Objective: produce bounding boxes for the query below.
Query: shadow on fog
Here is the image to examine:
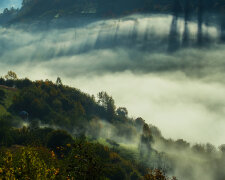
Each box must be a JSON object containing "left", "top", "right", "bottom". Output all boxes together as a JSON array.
[{"left": 0, "top": 13, "right": 224, "bottom": 78}]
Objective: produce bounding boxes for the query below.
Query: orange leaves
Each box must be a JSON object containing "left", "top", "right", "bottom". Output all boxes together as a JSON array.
[{"left": 54, "top": 168, "right": 60, "bottom": 176}]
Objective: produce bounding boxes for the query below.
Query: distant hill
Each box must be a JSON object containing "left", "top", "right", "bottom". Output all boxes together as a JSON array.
[{"left": 0, "top": 0, "right": 224, "bottom": 25}]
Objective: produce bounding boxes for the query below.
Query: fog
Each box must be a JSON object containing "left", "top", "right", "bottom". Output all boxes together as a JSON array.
[{"left": 0, "top": 14, "right": 225, "bottom": 148}]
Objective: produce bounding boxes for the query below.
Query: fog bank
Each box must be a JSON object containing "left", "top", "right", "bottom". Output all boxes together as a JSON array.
[{"left": 0, "top": 14, "right": 225, "bottom": 146}]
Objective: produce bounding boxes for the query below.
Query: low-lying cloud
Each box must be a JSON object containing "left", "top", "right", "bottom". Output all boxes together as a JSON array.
[{"left": 0, "top": 14, "right": 225, "bottom": 148}]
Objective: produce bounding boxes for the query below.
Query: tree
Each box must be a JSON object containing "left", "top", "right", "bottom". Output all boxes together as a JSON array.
[
  {"left": 4, "top": 71, "right": 18, "bottom": 80},
  {"left": 0, "top": 89, "right": 5, "bottom": 105},
  {"left": 197, "top": 0, "right": 204, "bottom": 46},
  {"left": 216, "top": 0, "right": 225, "bottom": 42},
  {"left": 205, "top": 143, "right": 216, "bottom": 155},
  {"left": 139, "top": 124, "right": 153, "bottom": 159},
  {"left": 143, "top": 124, "right": 152, "bottom": 137},
  {"left": 182, "top": 0, "right": 190, "bottom": 47},
  {"left": 135, "top": 117, "right": 145, "bottom": 130},
  {"left": 168, "top": 0, "right": 182, "bottom": 52},
  {"left": 219, "top": 144, "right": 225, "bottom": 154},
  {"left": 175, "top": 139, "right": 190, "bottom": 150},
  {"left": 98, "top": 92, "right": 116, "bottom": 121},
  {"left": 116, "top": 107, "right": 128, "bottom": 118},
  {"left": 56, "top": 77, "right": 62, "bottom": 86},
  {"left": 3, "top": 8, "right": 9, "bottom": 14},
  {"left": 192, "top": 144, "right": 205, "bottom": 154},
  {"left": 29, "top": 119, "right": 40, "bottom": 130},
  {"left": 87, "top": 117, "right": 102, "bottom": 139}
]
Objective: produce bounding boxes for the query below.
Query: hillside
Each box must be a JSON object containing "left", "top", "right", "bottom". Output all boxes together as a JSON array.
[
  {"left": 1, "top": 71, "right": 225, "bottom": 179},
  {"left": 0, "top": 0, "right": 224, "bottom": 25},
  {"left": 0, "top": 71, "right": 177, "bottom": 180},
  {"left": 0, "top": 0, "right": 225, "bottom": 179}
]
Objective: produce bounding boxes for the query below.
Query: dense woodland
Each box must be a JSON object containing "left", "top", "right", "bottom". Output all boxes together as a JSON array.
[
  {"left": 0, "top": 0, "right": 224, "bottom": 23},
  {"left": 0, "top": 71, "right": 225, "bottom": 179}
]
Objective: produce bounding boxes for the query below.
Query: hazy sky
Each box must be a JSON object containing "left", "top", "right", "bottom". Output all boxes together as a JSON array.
[{"left": 0, "top": 0, "right": 21, "bottom": 12}]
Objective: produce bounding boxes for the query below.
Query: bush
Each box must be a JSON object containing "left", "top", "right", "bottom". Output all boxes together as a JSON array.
[{"left": 46, "top": 130, "right": 74, "bottom": 151}]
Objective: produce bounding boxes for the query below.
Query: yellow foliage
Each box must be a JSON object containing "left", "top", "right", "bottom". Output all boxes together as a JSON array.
[{"left": 0, "top": 147, "right": 58, "bottom": 180}]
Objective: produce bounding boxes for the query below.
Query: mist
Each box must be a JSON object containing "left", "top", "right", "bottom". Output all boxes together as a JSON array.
[
  {"left": 1, "top": 12, "right": 225, "bottom": 179},
  {"left": 0, "top": 14, "right": 224, "bottom": 147}
]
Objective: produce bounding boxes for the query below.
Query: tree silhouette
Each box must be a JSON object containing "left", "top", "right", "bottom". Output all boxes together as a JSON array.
[
  {"left": 182, "top": 0, "right": 190, "bottom": 47},
  {"left": 197, "top": 0, "right": 204, "bottom": 46},
  {"left": 4, "top": 71, "right": 18, "bottom": 80},
  {"left": 168, "top": 0, "right": 182, "bottom": 52},
  {"left": 97, "top": 92, "right": 116, "bottom": 121},
  {"left": 218, "top": 0, "right": 225, "bottom": 42},
  {"left": 139, "top": 123, "right": 153, "bottom": 159},
  {"left": 56, "top": 77, "right": 62, "bottom": 86}
]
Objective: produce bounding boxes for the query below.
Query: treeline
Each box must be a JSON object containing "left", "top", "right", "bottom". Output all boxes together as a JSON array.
[
  {"left": 0, "top": 0, "right": 224, "bottom": 23},
  {"left": 0, "top": 8, "right": 19, "bottom": 25},
  {"left": 18, "top": 0, "right": 225, "bottom": 17}
]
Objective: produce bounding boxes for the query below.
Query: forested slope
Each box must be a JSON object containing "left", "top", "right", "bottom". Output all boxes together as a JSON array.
[
  {"left": 0, "top": 71, "right": 177, "bottom": 180},
  {"left": 1, "top": 71, "right": 225, "bottom": 180},
  {"left": 0, "top": 0, "right": 224, "bottom": 24}
]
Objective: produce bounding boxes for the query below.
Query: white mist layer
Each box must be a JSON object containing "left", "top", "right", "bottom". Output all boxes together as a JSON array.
[
  {"left": 1, "top": 68, "right": 225, "bottom": 146},
  {"left": 0, "top": 14, "right": 225, "bottom": 147},
  {"left": 71, "top": 73, "right": 225, "bottom": 146}
]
